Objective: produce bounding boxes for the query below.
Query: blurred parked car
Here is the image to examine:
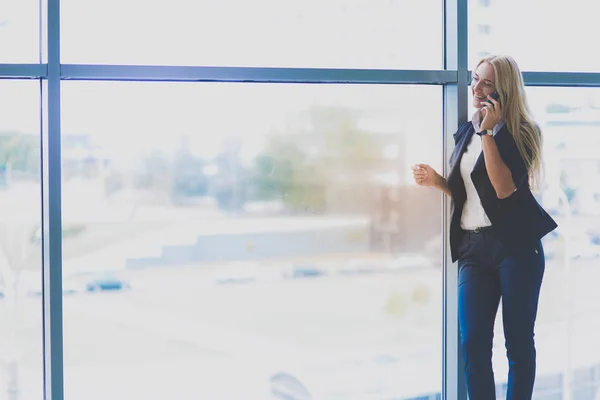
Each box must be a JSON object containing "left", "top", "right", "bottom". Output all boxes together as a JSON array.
[
  {"left": 283, "top": 265, "right": 326, "bottom": 279},
  {"left": 82, "top": 272, "right": 131, "bottom": 292},
  {"left": 215, "top": 262, "right": 260, "bottom": 285},
  {"left": 269, "top": 372, "right": 312, "bottom": 400}
]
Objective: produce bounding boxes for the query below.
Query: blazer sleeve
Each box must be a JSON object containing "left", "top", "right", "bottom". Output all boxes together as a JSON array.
[
  {"left": 493, "top": 126, "right": 556, "bottom": 251},
  {"left": 506, "top": 141, "right": 529, "bottom": 190},
  {"left": 496, "top": 128, "right": 535, "bottom": 204}
]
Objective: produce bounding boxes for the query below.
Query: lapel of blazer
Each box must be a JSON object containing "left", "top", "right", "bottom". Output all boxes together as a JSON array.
[{"left": 447, "top": 123, "right": 475, "bottom": 187}]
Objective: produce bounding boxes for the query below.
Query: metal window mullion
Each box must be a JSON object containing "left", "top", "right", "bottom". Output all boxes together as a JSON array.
[
  {"left": 443, "top": 0, "right": 468, "bottom": 399},
  {"left": 522, "top": 71, "right": 600, "bottom": 87},
  {"left": 59, "top": 64, "right": 458, "bottom": 84},
  {"left": 41, "top": 0, "right": 64, "bottom": 399},
  {"left": 0, "top": 63, "right": 597, "bottom": 87},
  {"left": 469, "top": 70, "right": 600, "bottom": 87},
  {"left": 0, "top": 64, "right": 47, "bottom": 78}
]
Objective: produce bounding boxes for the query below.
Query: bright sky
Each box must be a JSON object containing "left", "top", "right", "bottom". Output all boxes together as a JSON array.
[{"left": 58, "top": 0, "right": 442, "bottom": 68}]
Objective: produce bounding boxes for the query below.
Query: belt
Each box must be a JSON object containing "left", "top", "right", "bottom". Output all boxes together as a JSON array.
[{"left": 463, "top": 225, "right": 492, "bottom": 234}]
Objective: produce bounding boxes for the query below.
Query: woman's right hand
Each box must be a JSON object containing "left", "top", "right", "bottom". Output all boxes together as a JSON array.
[{"left": 412, "top": 164, "right": 440, "bottom": 187}]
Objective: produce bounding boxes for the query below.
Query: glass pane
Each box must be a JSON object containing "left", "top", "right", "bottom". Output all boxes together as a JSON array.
[
  {"left": 469, "top": 0, "right": 600, "bottom": 72},
  {"left": 0, "top": 0, "right": 39, "bottom": 63},
  {"left": 61, "top": 82, "right": 443, "bottom": 399},
  {"left": 61, "top": 0, "right": 442, "bottom": 69},
  {"left": 0, "top": 81, "right": 43, "bottom": 399},
  {"left": 469, "top": 87, "right": 600, "bottom": 398}
]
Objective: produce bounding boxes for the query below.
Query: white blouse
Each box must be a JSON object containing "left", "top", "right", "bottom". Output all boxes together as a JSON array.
[{"left": 459, "top": 119, "right": 505, "bottom": 230}]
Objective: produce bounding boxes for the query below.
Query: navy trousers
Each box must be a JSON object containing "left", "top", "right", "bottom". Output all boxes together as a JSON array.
[{"left": 457, "top": 227, "right": 545, "bottom": 400}]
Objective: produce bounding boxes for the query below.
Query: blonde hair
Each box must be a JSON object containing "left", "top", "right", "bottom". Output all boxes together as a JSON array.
[{"left": 476, "top": 55, "right": 543, "bottom": 191}]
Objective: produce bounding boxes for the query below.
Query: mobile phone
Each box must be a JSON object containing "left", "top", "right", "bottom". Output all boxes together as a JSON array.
[{"left": 486, "top": 91, "right": 500, "bottom": 105}]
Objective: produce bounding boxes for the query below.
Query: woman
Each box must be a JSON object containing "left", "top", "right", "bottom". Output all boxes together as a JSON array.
[{"left": 412, "top": 55, "right": 558, "bottom": 400}]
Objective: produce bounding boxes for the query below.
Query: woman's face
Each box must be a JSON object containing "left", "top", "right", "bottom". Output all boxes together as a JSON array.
[{"left": 471, "top": 62, "right": 497, "bottom": 110}]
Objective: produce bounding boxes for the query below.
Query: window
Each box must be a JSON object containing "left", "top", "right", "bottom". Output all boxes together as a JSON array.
[
  {"left": 468, "top": 87, "right": 600, "bottom": 398},
  {"left": 60, "top": 0, "right": 443, "bottom": 69},
  {"left": 0, "top": 80, "right": 43, "bottom": 399},
  {"left": 469, "top": 0, "right": 600, "bottom": 71},
  {"left": 6, "top": 1, "right": 600, "bottom": 399},
  {"left": 60, "top": 82, "right": 444, "bottom": 399},
  {"left": 0, "top": 0, "right": 39, "bottom": 62}
]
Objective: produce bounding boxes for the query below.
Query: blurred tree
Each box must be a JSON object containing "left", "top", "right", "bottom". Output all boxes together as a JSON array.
[
  {"left": 0, "top": 132, "right": 40, "bottom": 185},
  {"left": 0, "top": 218, "right": 40, "bottom": 400},
  {"left": 248, "top": 135, "right": 306, "bottom": 208},
  {"left": 135, "top": 149, "right": 170, "bottom": 189},
  {"left": 248, "top": 106, "right": 379, "bottom": 212},
  {"left": 170, "top": 137, "right": 210, "bottom": 204},
  {"left": 0, "top": 131, "right": 42, "bottom": 399}
]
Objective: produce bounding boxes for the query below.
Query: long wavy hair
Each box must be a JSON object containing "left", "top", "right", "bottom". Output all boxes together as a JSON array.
[{"left": 476, "top": 55, "right": 543, "bottom": 191}]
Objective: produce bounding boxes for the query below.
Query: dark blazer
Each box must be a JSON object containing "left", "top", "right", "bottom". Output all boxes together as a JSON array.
[{"left": 447, "top": 121, "right": 558, "bottom": 262}]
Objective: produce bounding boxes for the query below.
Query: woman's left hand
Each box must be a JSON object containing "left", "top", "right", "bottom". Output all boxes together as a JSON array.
[{"left": 480, "top": 95, "right": 502, "bottom": 131}]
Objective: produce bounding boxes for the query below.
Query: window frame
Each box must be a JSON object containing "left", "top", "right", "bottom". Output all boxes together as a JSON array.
[{"left": 2, "top": 0, "right": 600, "bottom": 399}]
